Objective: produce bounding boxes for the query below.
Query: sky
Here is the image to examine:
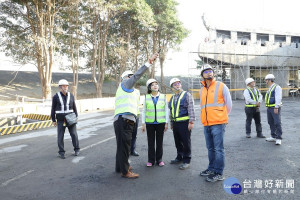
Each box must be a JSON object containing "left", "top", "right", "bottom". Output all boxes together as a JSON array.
[
  {"left": 163, "top": 0, "right": 300, "bottom": 76},
  {"left": 0, "top": 0, "right": 299, "bottom": 75}
]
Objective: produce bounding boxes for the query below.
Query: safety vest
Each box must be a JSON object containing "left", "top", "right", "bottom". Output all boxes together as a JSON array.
[
  {"left": 170, "top": 91, "right": 189, "bottom": 122},
  {"left": 135, "top": 89, "right": 140, "bottom": 115},
  {"left": 265, "top": 84, "right": 277, "bottom": 107},
  {"left": 55, "top": 92, "right": 74, "bottom": 114},
  {"left": 145, "top": 94, "right": 166, "bottom": 123},
  {"left": 200, "top": 79, "right": 228, "bottom": 126},
  {"left": 245, "top": 87, "right": 259, "bottom": 107},
  {"left": 114, "top": 83, "right": 138, "bottom": 117}
]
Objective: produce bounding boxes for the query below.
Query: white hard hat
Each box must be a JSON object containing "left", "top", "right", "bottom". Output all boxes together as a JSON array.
[
  {"left": 121, "top": 70, "right": 134, "bottom": 79},
  {"left": 146, "top": 79, "right": 158, "bottom": 88},
  {"left": 245, "top": 78, "right": 255, "bottom": 85},
  {"left": 58, "top": 79, "right": 69, "bottom": 86},
  {"left": 265, "top": 74, "right": 275, "bottom": 80},
  {"left": 201, "top": 64, "right": 213, "bottom": 76},
  {"left": 170, "top": 78, "right": 181, "bottom": 87}
]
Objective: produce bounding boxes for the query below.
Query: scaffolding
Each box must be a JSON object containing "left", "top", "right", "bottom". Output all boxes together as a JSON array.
[{"left": 188, "top": 41, "right": 300, "bottom": 100}]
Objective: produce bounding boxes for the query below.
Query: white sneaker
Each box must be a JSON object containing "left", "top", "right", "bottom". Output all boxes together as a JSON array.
[
  {"left": 276, "top": 139, "right": 282, "bottom": 145},
  {"left": 266, "top": 137, "right": 276, "bottom": 142}
]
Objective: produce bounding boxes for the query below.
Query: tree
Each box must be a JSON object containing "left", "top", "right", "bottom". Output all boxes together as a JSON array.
[
  {"left": 146, "top": 0, "right": 188, "bottom": 92},
  {"left": 106, "top": 0, "right": 155, "bottom": 88},
  {"left": 56, "top": 0, "right": 86, "bottom": 99},
  {"left": 0, "top": 0, "right": 69, "bottom": 99}
]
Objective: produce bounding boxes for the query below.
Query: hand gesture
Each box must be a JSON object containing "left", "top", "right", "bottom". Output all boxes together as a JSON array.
[
  {"left": 188, "top": 123, "right": 194, "bottom": 131},
  {"left": 164, "top": 123, "right": 168, "bottom": 132},
  {"left": 149, "top": 53, "right": 159, "bottom": 64}
]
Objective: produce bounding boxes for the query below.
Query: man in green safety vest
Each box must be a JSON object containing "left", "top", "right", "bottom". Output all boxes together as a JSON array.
[
  {"left": 264, "top": 74, "right": 283, "bottom": 145},
  {"left": 168, "top": 78, "right": 195, "bottom": 170},
  {"left": 114, "top": 53, "right": 158, "bottom": 179},
  {"left": 243, "top": 78, "right": 265, "bottom": 138}
]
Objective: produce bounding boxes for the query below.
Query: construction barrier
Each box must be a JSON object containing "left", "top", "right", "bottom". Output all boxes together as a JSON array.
[
  {"left": 22, "top": 114, "right": 51, "bottom": 121},
  {"left": 0, "top": 120, "right": 53, "bottom": 136}
]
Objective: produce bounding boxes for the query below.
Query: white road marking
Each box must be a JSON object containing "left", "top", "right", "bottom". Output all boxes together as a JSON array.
[
  {"left": 71, "top": 136, "right": 115, "bottom": 164},
  {"left": 0, "top": 145, "right": 27, "bottom": 153},
  {"left": 80, "top": 136, "right": 115, "bottom": 151},
  {"left": 72, "top": 156, "right": 85, "bottom": 163},
  {"left": 1, "top": 170, "right": 34, "bottom": 187}
]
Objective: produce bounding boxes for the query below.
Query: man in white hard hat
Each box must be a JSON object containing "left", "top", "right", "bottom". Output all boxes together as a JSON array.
[
  {"left": 51, "top": 79, "right": 80, "bottom": 159},
  {"left": 168, "top": 78, "right": 195, "bottom": 170},
  {"left": 243, "top": 78, "right": 265, "bottom": 138},
  {"left": 199, "top": 64, "right": 232, "bottom": 183},
  {"left": 264, "top": 74, "right": 283, "bottom": 145},
  {"left": 114, "top": 53, "right": 159, "bottom": 179}
]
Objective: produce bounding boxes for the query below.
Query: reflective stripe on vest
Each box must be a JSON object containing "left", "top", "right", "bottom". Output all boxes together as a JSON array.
[
  {"left": 55, "top": 92, "right": 74, "bottom": 114},
  {"left": 171, "top": 91, "right": 189, "bottom": 122},
  {"left": 265, "top": 84, "right": 277, "bottom": 107},
  {"left": 135, "top": 89, "right": 140, "bottom": 115},
  {"left": 114, "top": 84, "right": 138, "bottom": 117},
  {"left": 200, "top": 80, "right": 228, "bottom": 126},
  {"left": 145, "top": 94, "right": 166, "bottom": 123},
  {"left": 245, "top": 87, "right": 259, "bottom": 107}
]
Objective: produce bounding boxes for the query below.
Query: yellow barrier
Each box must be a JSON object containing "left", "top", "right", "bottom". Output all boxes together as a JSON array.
[
  {"left": 0, "top": 120, "right": 53, "bottom": 136},
  {"left": 22, "top": 114, "right": 51, "bottom": 121}
]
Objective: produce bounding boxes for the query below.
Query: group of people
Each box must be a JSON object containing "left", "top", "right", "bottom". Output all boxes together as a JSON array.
[
  {"left": 243, "top": 74, "right": 283, "bottom": 145},
  {"left": 112, "top": 55, "right": 232, "bottom": 182},
  {"left": 50, "top": 53, "right": 283, "bottom": 183}
]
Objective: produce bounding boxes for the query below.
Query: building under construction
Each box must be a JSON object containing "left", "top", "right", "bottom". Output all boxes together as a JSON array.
[{"left": 188, "top": 16, "right": 300, "bottom": 99}]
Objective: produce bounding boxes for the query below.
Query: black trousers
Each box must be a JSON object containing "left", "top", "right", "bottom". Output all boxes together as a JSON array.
[
  {"left": 57, "top": 121, "right": 80, "bottom": 154},
  {"left": 114, "top": 116, "right": 135, "bottom": 175},
  {"left": 131, "top": 117, "right": 139, "bottom": 153},
  {"left": 245, "top": 107, "right": 262, "bottom": 135},
  {"left": 146, "top": 123, "right": 165, "bottom": 164},
  {"left": 172, "top": 121, "right": 191, "bottom": 164}
]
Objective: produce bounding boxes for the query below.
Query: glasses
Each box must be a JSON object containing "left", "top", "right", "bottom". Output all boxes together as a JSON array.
[
  {"left": 173, "top": 82, "right": 181, "bottom": 86},
  {"left": 203, "top": 70, "right": 213, "bottom": 74}
]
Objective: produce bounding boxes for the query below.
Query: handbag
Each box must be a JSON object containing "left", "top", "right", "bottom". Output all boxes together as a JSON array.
[{"left": 65, "top": 112, "right": 78, "bottom": 126}]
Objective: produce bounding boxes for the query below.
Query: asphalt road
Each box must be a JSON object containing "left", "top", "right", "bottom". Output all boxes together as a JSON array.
[{"left": 0, "top": 98, "right": 299, "bottom": 200}]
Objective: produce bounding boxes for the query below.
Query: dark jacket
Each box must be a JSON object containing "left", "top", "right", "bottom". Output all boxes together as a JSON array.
[{"left": 51, "top": 92, "right": 78, "bottom": 122}]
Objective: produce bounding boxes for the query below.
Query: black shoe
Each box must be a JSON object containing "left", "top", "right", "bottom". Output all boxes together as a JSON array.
[
  {"left": 170, "top": 158, "right": 182, "bottom": 164},
  {"left": 58, "top": 154, "right": 65, "bottom": 159},
  {"left": 206, "top": 173, "right": 224, "bottom": 182},
  {"left": 200, "top": 169, "right": 214, "bottom": 176},
  {"left": 257, "top": 134, "right": 266, "bottom": 138},
  {"left": 74, "top": 151, "right": 79, "bottom": 156},
  {"left": 246, "top": 134, "right": 251, "bottom": 138},
  {"left": 130, "top": 151, "right": 139, "bottom": 156}
]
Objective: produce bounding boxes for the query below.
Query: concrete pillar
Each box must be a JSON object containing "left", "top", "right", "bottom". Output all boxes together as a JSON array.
[
  {"left": 286, "top": 35, "right": 291, "bottom": 45},
  {"left": 230, "top": 65, "right": 250, "bottom": 100},
  {"left": 231, "top": 31, "right": 237, "bottom": 42},
  {"left": 269, "top": 68, "right": 289, "bottom": 97},
  {"left": 210, "top": 29, "right": 217, "bottom": 41},
  {"left": 269, "top": 34, "right": 275, "bottom": 44},
  {"left": 251, "top": 32, "right": 257, "bottom": 43}
]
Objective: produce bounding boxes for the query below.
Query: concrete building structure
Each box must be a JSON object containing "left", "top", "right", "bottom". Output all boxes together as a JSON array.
[{"left": 192, "top": 15, "right": 300, "bottom": 99}]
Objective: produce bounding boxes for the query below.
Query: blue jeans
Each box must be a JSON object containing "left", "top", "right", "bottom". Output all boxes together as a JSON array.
[{"left": 204, "top": 124, "right": 226, "bottom": 175}]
